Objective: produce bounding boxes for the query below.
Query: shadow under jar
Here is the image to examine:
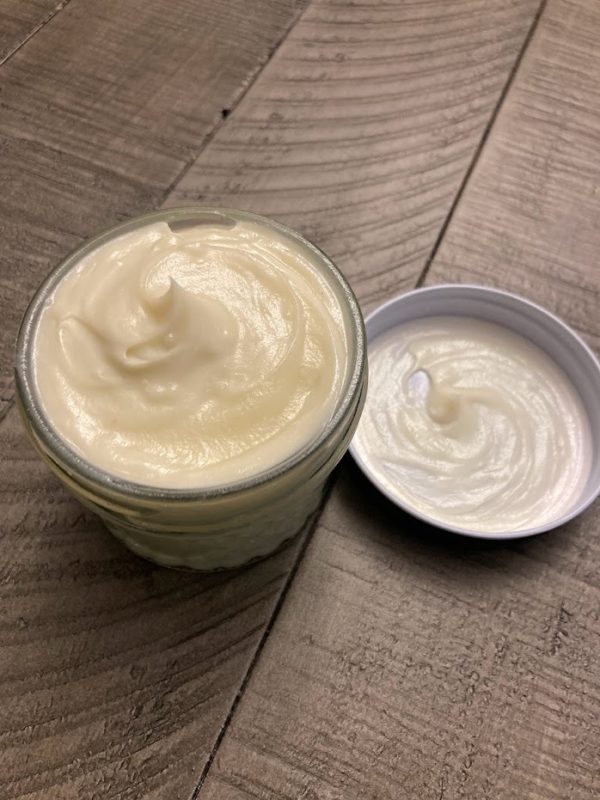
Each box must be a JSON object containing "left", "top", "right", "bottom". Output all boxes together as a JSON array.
[{"left": 15, "top": 208, "right": 366, "bottom": 570}]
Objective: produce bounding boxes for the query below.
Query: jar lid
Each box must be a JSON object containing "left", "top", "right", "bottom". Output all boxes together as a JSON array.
[{"left": 349, "top": 284, "right": 600, "bottom": 539}]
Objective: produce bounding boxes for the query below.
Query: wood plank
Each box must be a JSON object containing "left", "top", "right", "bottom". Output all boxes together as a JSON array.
[
  {"left": 0, "top": 404, "right": 307, "bottom": 799},
  {"left": 427, "top": 0, "right": 600, "bottom": 350},
  {"left": 0, "top": 0, "right": 307, "bottom": 404},
  {"left": 195, "top": 1, "right": 600, "bottom": 798},
  {"left": 0, "top": 0, "right": 63, "bottom": 64},
  {"left": 167, "top": 0, "right": 541, "bottom": 312},
  {"left": 203, "top": 469, "right": 600, "bottom": 800}
]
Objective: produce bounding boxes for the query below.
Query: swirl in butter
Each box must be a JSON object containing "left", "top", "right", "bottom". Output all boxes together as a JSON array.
[
  {"left": 353, "top": 316, "right": 592, "bottom": 532},
  {"left": 34, "top": 219, "right": 347, "bottom": 487}
]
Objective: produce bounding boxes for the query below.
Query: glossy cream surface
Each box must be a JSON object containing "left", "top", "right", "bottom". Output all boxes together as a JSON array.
[
  {"left": 353, "top": 316, "right": 592, "bottom": 532},
  {"left": 34, "top": 219, "right": 347, "bottom": 487}
]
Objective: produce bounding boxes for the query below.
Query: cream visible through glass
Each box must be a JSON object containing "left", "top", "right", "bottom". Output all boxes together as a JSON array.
[
  {"left": 34, "top": 219, "right": 347, "bottom": 488},
  {"left": 353, "top": 316, "right": 592, "bottom": 532}
]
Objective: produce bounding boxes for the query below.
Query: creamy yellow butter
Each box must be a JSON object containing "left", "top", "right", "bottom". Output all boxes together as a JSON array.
[
  {"left": 353, "top": 316, "right": 592, "bottom": 532},
  {"left": 34, "top": 219, "right": 347, "bottom": 488}
]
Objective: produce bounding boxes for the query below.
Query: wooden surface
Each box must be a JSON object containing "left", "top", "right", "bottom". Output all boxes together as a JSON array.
[
  {"left": 1, "top": 403, "right": 306, "bottom": 798},
  {"left": 167, "top": 0, "right": 542, "bottom": 309},
  {"left": 0, "top": 0, "right": 62, "bottom": 63},
  {"left": 1, "top": 1, "right": 599, "bottom": 799},
  {"left": 431, "top": 0, "right": 600, "bottom": 349}
]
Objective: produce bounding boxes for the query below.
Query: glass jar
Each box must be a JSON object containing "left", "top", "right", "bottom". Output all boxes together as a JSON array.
[{"left": 15, "top": 207, "right": 366, "bottom": 570}]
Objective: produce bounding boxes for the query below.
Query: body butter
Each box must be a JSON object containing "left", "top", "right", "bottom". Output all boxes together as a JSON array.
[
  {"left": 34, "top": 219, "right": 347, "bottom": 488},
  {"left": 353, "top": 315, "right": 592, "bottom": 533},
  {"left": 16, "top": 209, "right": 366, "bottom": 569}
]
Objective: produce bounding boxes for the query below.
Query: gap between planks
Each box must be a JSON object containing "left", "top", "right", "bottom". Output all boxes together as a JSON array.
[
  {"left": 415, "top": 0, "right": 548, "bottom": 289},
  {"left": 189, "top": 486, "right": 330, "bottom": 800},
  {"left": 157, "top": 1, "right": 313, "bottom": 207},
  {"left": 0, "top": 0, "right": 73, "bottom": 68}
]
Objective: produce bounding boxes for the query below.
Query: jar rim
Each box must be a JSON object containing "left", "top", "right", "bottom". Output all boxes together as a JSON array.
[{"left": 15, "top": 206, "right": 366, "bottom": 501}]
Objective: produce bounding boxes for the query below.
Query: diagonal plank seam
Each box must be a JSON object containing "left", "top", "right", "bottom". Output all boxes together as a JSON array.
[
  {"left": 0, "top": 0, "right": 74, "bottom": 68},
  {"left": 157, "top": 1, "right": 313, "bottom": 209},
  {"left": 415, "top": 0, "right": 549, "bottom": 289},
  {"left": 0, "top": 397, "right": 14, "bottom": 426},
  {"left": 188, "top": 488, "right": 332, "bottom": 800}
]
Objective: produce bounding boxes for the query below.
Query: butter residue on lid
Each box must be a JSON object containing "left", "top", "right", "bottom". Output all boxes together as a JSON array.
[
  {"left": 350, "top": 285, "right": 600, "bottom": 539},
  {"left": 353, "top": 315, "right": 592, "bottom": 533}
]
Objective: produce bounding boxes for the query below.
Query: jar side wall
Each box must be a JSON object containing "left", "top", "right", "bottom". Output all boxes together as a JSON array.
[{"left": 16, "top": 339, "right": 367, "bottom": 571}]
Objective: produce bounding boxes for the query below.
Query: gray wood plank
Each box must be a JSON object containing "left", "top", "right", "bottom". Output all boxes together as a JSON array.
[
  {"left": 0, "top": 407, "right": 308, "bottom": 800},
  {"left": 0, "top": 0, "right": 64, "bottom": 64},
  {"left": 203, "top": 474, "right": 600, "bottom": 800},
  {"left": 194, "top": 1, "right": 600, "bottom": 798},
  {"left": 167, "top": 0, "right": 542, "bottom": 311},
  {"left": 428, "top": 0, "right": 600, "bottom": 350}
]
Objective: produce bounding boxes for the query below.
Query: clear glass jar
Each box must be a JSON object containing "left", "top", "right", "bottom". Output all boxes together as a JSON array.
[{"left": 15, "top": 208, "right": 366, "bottom": 570}]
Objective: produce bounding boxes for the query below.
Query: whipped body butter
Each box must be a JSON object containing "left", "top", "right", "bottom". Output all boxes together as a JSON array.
[
  {"left": 16, "top": 209, "right": 366, "bottom": 569},
  {"left": 354, "top": 317, "right": 591, "bottom": 533},
  {"left": 351, "top": 285, "right": 600, "bottom": 539}
]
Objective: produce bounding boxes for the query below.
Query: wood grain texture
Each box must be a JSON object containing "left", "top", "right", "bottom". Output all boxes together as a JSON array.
[
  {"left": 0, "top": 0, "right": 64, "bottom": 63},
  {"left": 203, "top": 468, "right": 600, "bottom": 800},
  {"left": 167, "top": 0, "right": 541, "bottom": 311},
  {"left": 0, "top": 0, "right": 307, "bottom": 405},
  {"left": 194, "top": 1, "right": 600, "bottom": 798},
  {"left": 427, "top": 0, "right": 600, "bottom": 350},
  {"left": 0, "top": 404, "right": 307, "bottom": 800}
]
